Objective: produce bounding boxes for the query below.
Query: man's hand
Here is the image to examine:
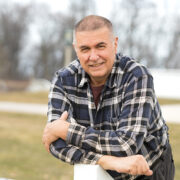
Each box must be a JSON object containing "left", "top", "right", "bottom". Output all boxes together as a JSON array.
[
  {"left": 42, "top": 111, "right": 70, "bottom": 152},
  {"left": 98, "top": 155, "right": 153, "bottom": 176}
]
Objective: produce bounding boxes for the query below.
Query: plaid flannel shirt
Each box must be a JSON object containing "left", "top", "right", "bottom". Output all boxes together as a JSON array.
[{"left": 48, "top": 53, "right": 168, "bottom": 180}]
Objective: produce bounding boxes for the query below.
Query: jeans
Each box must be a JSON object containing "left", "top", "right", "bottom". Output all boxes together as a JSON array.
[{"left": 136, "top": 143, "right": 175, "bottom": 180}]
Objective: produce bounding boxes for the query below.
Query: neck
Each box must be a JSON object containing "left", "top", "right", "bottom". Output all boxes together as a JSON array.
[{"left": 90, "top": 77, "right": 107, "bottom": 87}]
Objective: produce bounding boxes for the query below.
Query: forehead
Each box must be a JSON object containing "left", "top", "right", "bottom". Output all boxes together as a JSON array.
[{"left": 75, "top": 27, "right": 113, "bottom": 46}]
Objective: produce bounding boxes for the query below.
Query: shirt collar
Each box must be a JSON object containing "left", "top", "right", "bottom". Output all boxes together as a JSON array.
[
  {"left": 104, "top": 54, "right": 122, "bottom": 89},
  {"left": 78, "top": 68, "right": 90, "bottom": 88}
]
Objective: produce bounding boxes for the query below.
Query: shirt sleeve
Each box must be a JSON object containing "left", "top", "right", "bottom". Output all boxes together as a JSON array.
[
  {"left": 49, "top": 138, "right": 102, "bottom": 165},
  {"left": 66, "top": 74, "right": 156, "bottom": 157},
  {"left": 48, "top": 72, "right": 102, "bottom": 164}
]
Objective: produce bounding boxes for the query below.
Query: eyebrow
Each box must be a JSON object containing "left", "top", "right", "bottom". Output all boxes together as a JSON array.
[
  {"left": 79, "top": 45, "right": 90, "bottom": 50},
  {"left": 97, "top": 42, "right": 106, "bottom": 45},
  {"left": 95, "top": 42, "right": 107, "bottom": 47},
  {"left": 79, "top": 42, "right": 107, "bottom": 49}
]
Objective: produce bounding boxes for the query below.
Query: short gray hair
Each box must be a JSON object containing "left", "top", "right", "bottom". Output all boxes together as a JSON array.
[{"left": 73, "top": 15, "right": 113, "bottom": 43}]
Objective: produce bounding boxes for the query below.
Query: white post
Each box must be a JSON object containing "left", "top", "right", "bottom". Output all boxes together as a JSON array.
[{"left": 74, "top": 164, "right": 113, "bottom": 180}]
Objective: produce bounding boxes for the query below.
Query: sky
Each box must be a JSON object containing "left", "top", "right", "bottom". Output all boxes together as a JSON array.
[
  {"left": 5, "top": 0, "right": 180, "bottom": 18},
  {"left": 6, "top": 0, "right": 113, "bottom": 17}
]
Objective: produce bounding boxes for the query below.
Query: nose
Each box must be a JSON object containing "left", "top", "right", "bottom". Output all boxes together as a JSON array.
[{"left": 89, "top": 50, "right": 99, "bottom": 61}]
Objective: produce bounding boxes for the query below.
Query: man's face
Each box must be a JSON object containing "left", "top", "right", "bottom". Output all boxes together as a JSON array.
[{"left": 73, "top": 27, "right": 118, "bottom": 86}]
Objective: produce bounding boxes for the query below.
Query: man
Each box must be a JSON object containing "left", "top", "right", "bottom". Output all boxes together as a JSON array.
[{"left": 42, "top": 15, "right": 175, "bottom": 179}]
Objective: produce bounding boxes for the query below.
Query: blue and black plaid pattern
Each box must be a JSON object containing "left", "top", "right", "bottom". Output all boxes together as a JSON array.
[{"left": 48, "top": 53, "right": 168, "bottom": 180}]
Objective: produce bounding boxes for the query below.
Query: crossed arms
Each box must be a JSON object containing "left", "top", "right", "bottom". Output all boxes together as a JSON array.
[
  {"left": 43, "top": 111, "right": 152, "bottom": 176},
  {"left": 42, "top": 73, "right": 156, "bottom": 177}
]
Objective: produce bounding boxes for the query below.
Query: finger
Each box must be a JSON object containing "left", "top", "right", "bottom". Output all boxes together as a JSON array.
[
  {"left": 60, "top": 111, "right": 68, "bottom": 121},
  {"left": 45, "top": 143, "right": 50, "bottom": 153},
  {"left": 42, "top": 127, "right": 49, "bottom": 144},
  {"left": 42, "top": 133, "right": 47, "bottom": 145},
  {"left": 131, "top": 166, "right": 137, "bottom": 175},
  {"left": 141, "top": 161, "right": 152, "bottom": 176},
  {"left": 145, "top": 169, "right": 153, "bottom": 176},
  {"left": 139, "top": 161, "right": 149, "bottom": 175}
]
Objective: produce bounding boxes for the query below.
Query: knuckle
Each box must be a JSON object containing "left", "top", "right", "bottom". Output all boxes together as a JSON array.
[
  {"left": 136, "top": 155, "right": 144, "bottom": 162},
  {"left": 127, "top": 167, "right": 130, "bottom": 173},
  {"left": 125, "top": 168, "right": 131, "bottom": 174},
  {"left": 130, "top": 170, "right": 136, "bottom": 175}
]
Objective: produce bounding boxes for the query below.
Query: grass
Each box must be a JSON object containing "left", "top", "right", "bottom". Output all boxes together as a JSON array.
[
  {"left": 0, "top": 112, "right": 73, "bottom": 180},
  {"left": 168, "top": 123, "right": 180, "bottom": 180},
  {"left": 0, "top": 91, "right": 48, "bottom": 104},
  {"left": 158, "top": 98, "right": 180, "bottom": 105},
  {"left": 1, "top": 91, "right": 180, "bottom": 105},
  {"left": 0, "top": 111, "right": 179, "bottom": 180},
  {"left": 0, "top": 92, "right": 180, "bottom": 179}
]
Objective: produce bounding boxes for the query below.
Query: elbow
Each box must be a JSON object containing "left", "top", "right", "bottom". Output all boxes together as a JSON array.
[{"left": 49, "top": 138, "right": 67, "bottom": 159}]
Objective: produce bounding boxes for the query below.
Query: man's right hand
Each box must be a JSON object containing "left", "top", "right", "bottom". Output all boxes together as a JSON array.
[
  {"left": 97, "top": 155, "right": 153, "bottom": 176},
  {"left": 42, "top": 111, "right": 69, "bottom": 152}
]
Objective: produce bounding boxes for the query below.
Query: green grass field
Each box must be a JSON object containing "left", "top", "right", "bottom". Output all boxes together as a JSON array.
[
  {"left": 0, "top": 112, "right": 73, "bottom": 180},
  {"left": 0, "top": 111, "right": 179, "bottom": 180},
  {"left": 0, "top": 91, "right": 180, "bottom": 179},
  {"left": 0, "top": 91, "right": 49, "bottom": 104},
  {"left": 1, "top": 91, "right": 180, "bottom": 105}
]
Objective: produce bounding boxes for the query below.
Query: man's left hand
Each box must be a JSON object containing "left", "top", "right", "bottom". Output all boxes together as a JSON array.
[{"left": 42, "top": 111, "right": 70, "bottom": 152}]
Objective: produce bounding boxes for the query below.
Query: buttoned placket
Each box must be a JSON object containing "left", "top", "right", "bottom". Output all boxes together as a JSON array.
[
  {"left": 87, "top": 83, "right": 105, "bottom": 130},
  {"left": 87, "top": 84, "right": 96, "bottom": 128}
]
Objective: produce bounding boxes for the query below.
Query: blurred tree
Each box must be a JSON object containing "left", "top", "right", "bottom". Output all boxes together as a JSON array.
[
  {"left": 31, "top": 0, "right": 96, "bottom": 80},
  {"left": 0, "top": 3, "right": 31, "bottom": 79},
  {"left": 164, "top": 16, "right": 180, "bottom": 68},
  {"left": 68, "top": 0, "right": 96, "bottom": 20},
  {"left": 111, "top": 0, "right": 160, "bottom": 67},
  {"left": 63, "top": 0, "right": 97, "bottom": 61},
  {"left": 30, "top": 7, "right": 65, "bottom": 80},
  {"left": 1, "top": 0, "right": 179, "bottom": 82},
  {"left": 111, "top": 0, "right": 180, "bottom": 69}
]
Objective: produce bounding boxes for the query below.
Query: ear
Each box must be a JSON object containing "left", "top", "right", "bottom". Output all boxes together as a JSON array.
[
  {"left": 72, "top": 43, "right": 77, "bottom": 52},
  {"left": 114, "top": 37, "right": 118, "bottom": 53}
]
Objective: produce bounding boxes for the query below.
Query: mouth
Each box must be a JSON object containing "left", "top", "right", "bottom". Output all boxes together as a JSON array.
[{"left": 89, "top": 62, "right": 104, "bottom": 68}]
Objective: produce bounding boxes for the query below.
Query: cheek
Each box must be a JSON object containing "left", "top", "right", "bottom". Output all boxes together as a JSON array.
[
  {"left": 103, "top": 49, "right": 115, "bottom": 62},
  {"left": 105, "top": 50, "right": 116, "bottom": 66},
  {"left": 78, "top": 56, "right": 89, "bottom": 69},
  {"left": 77, "top": 52, "right": 89, "bottom": 62}
]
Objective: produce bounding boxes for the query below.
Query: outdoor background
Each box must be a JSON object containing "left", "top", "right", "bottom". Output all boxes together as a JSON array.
[{"left": 0, "top": 0, "right": 180, "bottom": 179}]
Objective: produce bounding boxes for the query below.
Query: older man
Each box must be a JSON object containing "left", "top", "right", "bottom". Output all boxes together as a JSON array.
[{"left": 42, "top": 15, "right": 174, "bottom": 180}]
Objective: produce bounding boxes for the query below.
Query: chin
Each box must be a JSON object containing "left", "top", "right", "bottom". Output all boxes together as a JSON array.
[{"left": 91, "top": 72, "right": 105, "bottom": 77}]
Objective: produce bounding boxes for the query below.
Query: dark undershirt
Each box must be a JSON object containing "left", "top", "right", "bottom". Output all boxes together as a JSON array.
[{"left": 90, "top": 84, "right": 104, "bottom": 108}]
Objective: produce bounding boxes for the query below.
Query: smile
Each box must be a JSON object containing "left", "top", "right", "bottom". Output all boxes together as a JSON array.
[{"left": 89, "top": 62, "right": 104, "bottom": 67}]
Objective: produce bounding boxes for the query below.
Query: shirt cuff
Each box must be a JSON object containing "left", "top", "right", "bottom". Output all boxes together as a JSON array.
[
  {"left": 66, "top": 122, "right": 86, "bottom": 148},
  {"left": 81, "top": 152, "right": 103, "bottom": 165}
]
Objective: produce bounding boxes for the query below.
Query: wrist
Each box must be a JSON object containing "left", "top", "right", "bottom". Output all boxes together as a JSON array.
[{"left": 97, "top": 155, "right": 116, "bottom": 171}]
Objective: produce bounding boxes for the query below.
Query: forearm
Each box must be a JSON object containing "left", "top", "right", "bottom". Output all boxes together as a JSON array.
[
  {"left": 97, "top": 155, "right": 153, "bottom": 176},
  {"left": 66, "top": 123, "right": 146, "bottom": 157},
  {"left": 97, "top": 155, "right": 119, "bottom": 171},
  {"left": 50, "top": 138, "right": 152, "bottom": 176},
  {"left": 50, "top": 138, "right": 102, "bottom": 165}
]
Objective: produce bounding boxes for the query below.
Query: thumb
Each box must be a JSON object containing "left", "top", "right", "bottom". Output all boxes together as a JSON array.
[
  {"left": 60, "top": 111, "right": 68, "bottom": 121},
  {"left": 145, "top": 169, "right": 153, "bottom": 176}
]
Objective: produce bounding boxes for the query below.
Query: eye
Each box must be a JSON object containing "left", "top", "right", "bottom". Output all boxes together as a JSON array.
[
  {"left": 96, "top": 43, "right": 106, "bottom": 49},
  {"left": 80, "top": 47, "right": 90, "bottom": 53},
  {"left": 98, "top": 45, "right": 105, "bottom": 49}
]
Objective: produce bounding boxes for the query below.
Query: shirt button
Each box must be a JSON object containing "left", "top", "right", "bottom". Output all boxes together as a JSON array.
[{"left": 92, "top": 104, "right": 95, "bottom": 108}]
